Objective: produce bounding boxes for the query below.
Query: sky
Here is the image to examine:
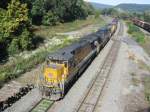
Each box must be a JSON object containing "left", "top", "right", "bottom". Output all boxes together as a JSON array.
[{"left": 85, "top": 0, "right": 150, "bottom": 5}]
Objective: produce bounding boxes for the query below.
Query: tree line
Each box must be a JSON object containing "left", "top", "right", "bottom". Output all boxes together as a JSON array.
[
  {"left": 131, "top": 11, "right": 150, "bottom": 23},
  {"left": 101, "top": 8, "right": 150, "bottom": 22},
  {"left": 0, "top": 0, "right": 94, "bottom": 59}
]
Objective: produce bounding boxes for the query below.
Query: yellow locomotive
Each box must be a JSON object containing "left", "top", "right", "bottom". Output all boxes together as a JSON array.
[{"left": 39, "top": 19, "right": 118, "bottom": 100}]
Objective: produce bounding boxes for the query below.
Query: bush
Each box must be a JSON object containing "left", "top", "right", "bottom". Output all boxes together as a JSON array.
[
  {"left": 42, "top": 11, "right": 59, "bottom": 26},
  {"left": 31, "top": 0, "right": 45, "bottom": 25},
  {"left": 127, "top": 22, "right": 146, "bottom": 44},
  {"left": 19, "top": 28, "right": 33, "bottom": 50},
  {"left": 0, "top": 0, "right": 33, "bottom": 56},
  {"left": 8, "top": 38, "right": 20, "bottom": 55},
  {"left": 144, "top": 76, "right": 150, "bottom": 104},
  {"left": 129, "top": 24, "right": 139, "bottom": 33},
  {"left": 95, "top": 10, "right": 100, "bottom": 18},
  {"left": 133, "top": 33, "right": 145, "bottom": 44}
]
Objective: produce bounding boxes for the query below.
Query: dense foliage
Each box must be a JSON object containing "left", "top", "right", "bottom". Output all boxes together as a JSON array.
[
  {"left": 101, "top": 8, "right": 150, "bottom": 23},
  {"left": 101, "top": 8, "right": 119, "bottom": 16},
  {"left": 30, "top": 0, "right": 92, "bottom": 25},
  {"left": 130, "top": 11, "right": 150, "bottom": 23},
  {"left": 115, "top": 4, "right": 150, "bottom": 12},
  {"left": 0, "top": 0, "right": 96, "bottom": 87},
  {"left": 0, "top": 0, "right": 33, "bottom": 57},
  {"left": 0, "top": 0, "right": 94, "bottom": 57}
]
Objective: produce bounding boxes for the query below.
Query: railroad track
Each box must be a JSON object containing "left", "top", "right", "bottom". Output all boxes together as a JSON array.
[
  {"left": 75, "top": 21, "right": 123, "bottom": 112},
  {"left": 30, "top": 98, "right": 54, "bottom": 112},
  {"left": 118, "top": 21, "right": 124, "bottom": 36},
  {"left": 0, "top": 84, "right": 34, "bottom": 111},
  {"left": 29, "top": 21, "right": 123, "bottom": 112}
]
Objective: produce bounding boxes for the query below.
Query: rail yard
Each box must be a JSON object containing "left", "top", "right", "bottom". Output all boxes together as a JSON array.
[
  {"left": 1, "top": 18, "right": 118, "bottom": 111},
  {"left": 1, "top": 0, "right": 150, "bottom": 112},
  {"left": 1, "top": 16, "right": 150, "bottom": 112},
  {"left": 132, "top": 18, "right": 150, "bottom": 32}
]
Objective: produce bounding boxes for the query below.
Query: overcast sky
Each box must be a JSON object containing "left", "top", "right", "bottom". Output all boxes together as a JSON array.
[{"left": 85, "top": 0, "right": 150, "bottom": 5}]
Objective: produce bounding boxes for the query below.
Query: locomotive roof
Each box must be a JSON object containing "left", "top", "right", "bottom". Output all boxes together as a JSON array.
[
  {"left": 48, "top": 40, "right": 89, "bottom": 61},
  {"left": 98, "top": 27, "right": 109, "bottom": 32},
  {"left": 81, "top": 33, "right": 100, "bottom": 43},
  {"left": 47, "top": 26, "right": 111, "bottom": 61}
]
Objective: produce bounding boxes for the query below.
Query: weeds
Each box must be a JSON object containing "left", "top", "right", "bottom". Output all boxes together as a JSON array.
[
  {"left": 34, "top": 16, "right": 105, "bottom": 38},
  {"left": 137, "top": 60, "right": 150, "bottom": 104},
  {"left": 143, "top": 76, "right": 150, "bottom": 104},
  {"left": 126, "top": 21, "right": 146, "bottom": 44},
  {"left": 0, "top": 36, "right": 78, "bottom": 87},
  {"left": 0, "top": 16, "right": 105, "bottom": 87}
]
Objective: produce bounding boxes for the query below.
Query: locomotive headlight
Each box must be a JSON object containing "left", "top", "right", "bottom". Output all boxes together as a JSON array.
[
  {"left": 62, "top": 74, "right": 65, "bottom": 78},
  {"left": 48, "top": 73, "right": 53, "bottom": 78}
]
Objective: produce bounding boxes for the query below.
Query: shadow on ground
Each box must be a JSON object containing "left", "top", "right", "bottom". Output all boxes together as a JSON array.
[{"left": 137, "top": 107, "right": 150, "bottom": 112}]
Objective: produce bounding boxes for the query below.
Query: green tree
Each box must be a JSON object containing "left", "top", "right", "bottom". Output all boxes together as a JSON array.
[
  {"left": 143, "top": 11, "right": 150, "bottom": 22},
  {"left": 31, "top": 0, "right": 90, "bottom": 25},
  {"left": 0, "top": 0, "right": 29, "bottom": 42},
  {"left": 31, "top": 0, "right": 45, "bottom": 25},
  {"left": 42, "top": 11, "right": 59, "bottom": 26},
  {"left": 0, "top": 0, "right": 33, "bottom": 55},
  {"left": 19, "top": 28, "right": 32, "bottom": 50},
  {"left": 94, "top": 10, "right": 101, "bottom": 18}
]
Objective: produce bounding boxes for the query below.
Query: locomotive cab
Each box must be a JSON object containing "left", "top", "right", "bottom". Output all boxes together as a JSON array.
[
  {"left": 44, "top": 60, "right": 68, "bottom": 84},
  {"left": 41, "top": 59, "right": 68, "bottom": 100}
]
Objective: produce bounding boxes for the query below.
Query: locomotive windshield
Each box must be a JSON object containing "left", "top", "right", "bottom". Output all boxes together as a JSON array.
[{"left": 46, "top": 59, "right": 68, "bottom": 68}]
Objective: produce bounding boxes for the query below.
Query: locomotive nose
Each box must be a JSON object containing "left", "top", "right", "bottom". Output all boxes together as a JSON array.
[{"left": 44, "top": 64, "right": 64, "bottom": 85}]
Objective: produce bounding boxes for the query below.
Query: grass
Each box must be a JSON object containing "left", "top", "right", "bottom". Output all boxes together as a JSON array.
[
  {"left": 130, "top": 73, "right": 140, "bottom": 86},
  {"left": 0, "top": 36, "right": 79, "bottom": 88},
  {"left": 138, "top": 60, "right": 150, "bottom": 71},
  {"left": 143, "top": 76, "right": 150, "bottom": 104},
  {"left": 132, "top": 76, "right": 141, "bottom": 86},
  {"left": 126, "top": 21, "right": 150, "bottom": 104},
  {"left": 137, "top": 61, "right": 150, "bottom": 104},
  {"left": 34, "top": 16, "right": 106, "bottom": 38},
  {"left": 141, "top": 37, "right": 150, "bottom": 56},
  {"left": 126, "top": 21, "right": 150, "bottom": 56},
  {"left": 126, "top": 21, "right": 146, "bottom": 44}
]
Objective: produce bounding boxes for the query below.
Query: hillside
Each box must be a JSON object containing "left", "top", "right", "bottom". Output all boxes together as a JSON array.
[
  {"left": 115, "top": 4, "right": 150, "bottom": 12},
  {"left": 90, "top": 2, "right": 113, "bottom": 9}
]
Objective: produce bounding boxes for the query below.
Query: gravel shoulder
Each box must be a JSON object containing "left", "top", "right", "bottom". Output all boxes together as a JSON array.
[
  {"left": 4, "top": 89, "right": 42, "bottom": 112},
  {"left": 98, "top": 22, "right": 150, "bottom": 112}
]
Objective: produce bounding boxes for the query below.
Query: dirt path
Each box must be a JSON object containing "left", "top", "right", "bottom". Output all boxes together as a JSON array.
[
  {"left": 57, "top": 16, "right": 108, "bottom": 38},
  {"left": 57, "top": 24, "right": 103, "bottom": 38}
]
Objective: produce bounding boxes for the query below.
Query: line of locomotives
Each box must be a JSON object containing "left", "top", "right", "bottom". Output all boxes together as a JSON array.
[
  {"left": 39, "top": 19, "right": 118, "bottom": 100},
  {"left": 132, "top": 18, "right": 150, "bottom": 32}
]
